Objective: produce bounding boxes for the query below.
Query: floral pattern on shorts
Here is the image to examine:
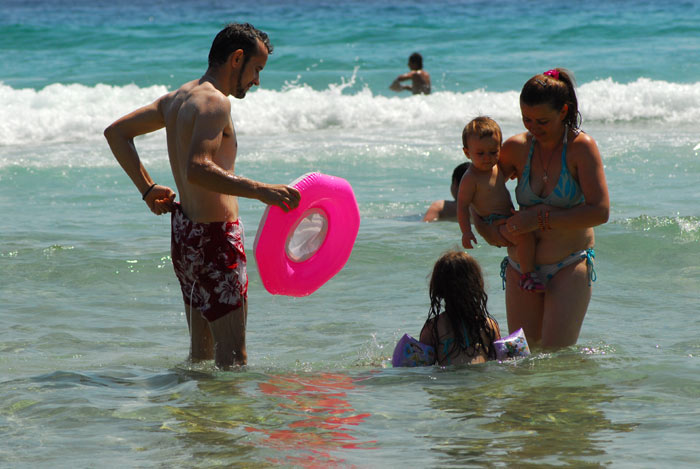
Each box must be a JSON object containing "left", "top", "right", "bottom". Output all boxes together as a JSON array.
[{"left": 171, "top": 203, "right": 247, "bottom": 322}]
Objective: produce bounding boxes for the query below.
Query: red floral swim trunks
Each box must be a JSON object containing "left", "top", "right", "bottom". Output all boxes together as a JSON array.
[{"left": 171, "top": 203, "right": 248, "bottom": 322}]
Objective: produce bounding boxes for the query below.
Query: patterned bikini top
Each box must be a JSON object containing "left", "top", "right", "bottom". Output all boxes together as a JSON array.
[{"left": 515, "top": 131, "right": 585, "bottom": 208}]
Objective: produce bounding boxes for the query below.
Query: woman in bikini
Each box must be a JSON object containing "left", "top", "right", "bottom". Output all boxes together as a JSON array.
[{"left": 473, "top": 68, "right": 610, "bottom": 349}]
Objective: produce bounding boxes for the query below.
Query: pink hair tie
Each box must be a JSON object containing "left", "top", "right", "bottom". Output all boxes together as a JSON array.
[{"left": 543, "top": 69, "right": 559, "bottom": 80}]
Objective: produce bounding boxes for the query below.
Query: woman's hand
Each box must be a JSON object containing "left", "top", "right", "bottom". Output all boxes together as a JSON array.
[{"left": 505, "top": 207, "right": 539, "bottom": 236}]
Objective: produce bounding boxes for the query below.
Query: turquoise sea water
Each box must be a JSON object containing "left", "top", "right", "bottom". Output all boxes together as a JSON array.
[{"left": 2, "top": 0, "right": 700, "bottom": 467}]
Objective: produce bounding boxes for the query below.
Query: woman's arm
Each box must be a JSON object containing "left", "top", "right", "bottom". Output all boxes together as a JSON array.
[{"left": 550, "top": 134, "right": 609, "bottom": 229}]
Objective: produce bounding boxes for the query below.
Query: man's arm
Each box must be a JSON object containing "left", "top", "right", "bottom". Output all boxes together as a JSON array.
[
  {"left": 104, "top": 98, "right": 176, "bottom": 215},
  {"left": 422, "top": 199, "right": 445, "bottom": 222},
  {"left": 390, "top": 71, "right": 415, "bottom": 92},
  {"left": 185, "top": 96, "right": 301, "bottom": 211}
]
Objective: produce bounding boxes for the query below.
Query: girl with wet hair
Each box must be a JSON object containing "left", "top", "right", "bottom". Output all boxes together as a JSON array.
[{"left": 419, "top": 251, "right": 501, "bottom": 365}]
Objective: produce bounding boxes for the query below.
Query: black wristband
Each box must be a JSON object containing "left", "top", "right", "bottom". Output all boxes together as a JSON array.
[{"left": 142, "top": 183, "right": 157, "bottom": 200}]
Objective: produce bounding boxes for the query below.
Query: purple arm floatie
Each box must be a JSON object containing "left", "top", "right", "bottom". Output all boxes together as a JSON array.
[
  {"left": 493, "top": 328, "right": 531, "bottom": 360},
  {"left": 392, "top": 334, "right": 436, "bottom": 367}
]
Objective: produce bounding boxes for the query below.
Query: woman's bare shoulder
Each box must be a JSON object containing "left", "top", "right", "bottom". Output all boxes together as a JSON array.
[
  {"left": 503, "top": 131, "right": 530, "bottom": 147},
  {"left": 500, "top": 132, "right": 530, "bottom": 172},
  {"left": 501, "top": 132, "right": 530, "bottom": 158},
  {"left": 569, "top": 131, "right": 602, "bottom": 164},
  {"left": 570, "top": 130, "right": 599, "bottom": 149}
]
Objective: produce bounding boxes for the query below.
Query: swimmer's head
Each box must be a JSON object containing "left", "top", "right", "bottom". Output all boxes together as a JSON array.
[
  {"left": 450, "top": 162, "right": 470, "bottom": 199},
  {"left": 520, "top": 68, "right": 580, "bottom": 130},
  {"left": 408, "top": 52, "right": 423, "bottom": 70}
]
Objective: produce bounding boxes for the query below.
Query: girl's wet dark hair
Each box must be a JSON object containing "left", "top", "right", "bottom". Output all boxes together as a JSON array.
[
  {"left": 208, "top": 23, "right": 273, "bottom": 69},
  {"left": 520, "top": 68, "right": 581, "bottom": 130},
  {"left": 424, "top": 251, "right": 498, "bottom": 362}
]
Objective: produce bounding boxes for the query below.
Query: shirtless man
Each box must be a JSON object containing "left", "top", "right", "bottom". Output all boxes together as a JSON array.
[
  {"left": 104, "top": 23, "right": 301, "bottom": 368},
  {"left": 422, "top": 162, "right": 469, "bottom": 222},
  {"left": 389, "top": 52, "right": 431, "bottom": 95}
]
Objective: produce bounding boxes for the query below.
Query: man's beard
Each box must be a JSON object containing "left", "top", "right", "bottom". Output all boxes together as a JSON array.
[{"left": 234, "top": 62, "right": 249, "bottom": 99}]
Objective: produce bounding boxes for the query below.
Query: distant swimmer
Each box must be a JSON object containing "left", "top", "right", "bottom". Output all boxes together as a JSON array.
[
  {"left": 423, "top": 162, "right": 469, "bottom": 222},
  {"left": 390, "top": 52, "right": 431, "bottom": 95}
]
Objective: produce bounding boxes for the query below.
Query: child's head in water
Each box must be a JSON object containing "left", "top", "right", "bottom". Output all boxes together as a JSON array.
[
  {"left": 462, "top": 116, "right": 502, "bottom": 172},
  {"left": 426, "top": 250, "right": 498, "bottom": 361}
]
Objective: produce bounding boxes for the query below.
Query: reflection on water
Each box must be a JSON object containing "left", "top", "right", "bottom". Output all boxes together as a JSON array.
[
  {"left": 163, "top": 370, "right": 376, "bottom": 467},
  {"left": 245, "top": 373, "right": 377, "bottom": 467},
  {"left": 160, "top": 369, "right": 260, "bottom": 465},
  {"left": 425, "top": 353, "right": 637, "bottom": 468}
]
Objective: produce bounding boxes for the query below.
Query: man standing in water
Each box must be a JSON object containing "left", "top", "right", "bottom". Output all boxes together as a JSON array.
[
  {"left": 389, "top": 52, "right": 431, "bottom": 95},
  {"left": 104, "top": 23, "right": 301, "bottom": 368}
]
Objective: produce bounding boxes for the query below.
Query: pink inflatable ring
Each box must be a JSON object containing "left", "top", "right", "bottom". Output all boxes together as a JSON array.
[{"left": 254, "top": 172, "right": 360, "bottom": 296}]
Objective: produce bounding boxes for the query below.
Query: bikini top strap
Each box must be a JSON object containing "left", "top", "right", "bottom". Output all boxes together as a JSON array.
[
  {"left": 523, "top": 134, "right": 535, "bottom": 175},
  {"left": 528, "top": 134, "right": 536, "bottom": 161}
]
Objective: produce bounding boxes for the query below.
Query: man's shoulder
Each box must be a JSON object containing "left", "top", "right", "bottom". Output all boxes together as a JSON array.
[{"left": 172, "top": 80, "right": 230, "bottom": 113}]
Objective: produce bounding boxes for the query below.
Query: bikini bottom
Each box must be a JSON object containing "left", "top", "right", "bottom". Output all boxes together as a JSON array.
[{"left": 500, "top": 248, "right": 596, "bottom": 289}]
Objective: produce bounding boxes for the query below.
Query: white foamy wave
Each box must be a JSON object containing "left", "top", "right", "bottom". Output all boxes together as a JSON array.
[
  {"left": 579, "top": 78, "right": 700, "bottom": 123},
  {"left": 1, "top": 77, "right": 698, "bottom": 146},
  {"left": 0, "top": 82, "right": 168, "bottom": 146},
  {"left": 234, "top": 86, "right": 520, "bottom": 136}
]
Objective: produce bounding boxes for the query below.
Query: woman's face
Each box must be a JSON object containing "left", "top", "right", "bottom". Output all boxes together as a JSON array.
[{"left": 520, "top": 102, "right": 568, "bottom": 142}]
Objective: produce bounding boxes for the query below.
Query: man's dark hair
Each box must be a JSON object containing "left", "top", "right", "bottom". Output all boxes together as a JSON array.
[
  {"left": 208, "top": 23, "right": 273, "bottom": 69},
  {"left": 452, "top": 162, "right": 470, "bottom": 185},
  {"left": 409, "top": 52, "right": 423, "bottom": 69}
]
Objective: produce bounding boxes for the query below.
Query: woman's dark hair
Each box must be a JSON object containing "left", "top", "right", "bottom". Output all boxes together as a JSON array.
[
  {"left": 520, "top": 68, "right": 581, "bottom": 130},
  {"left": 424, "top": 251, "right": 498, "bottom": 362},
  {"left": 208, "top": 23, "right": 273, "bottom": 69}
]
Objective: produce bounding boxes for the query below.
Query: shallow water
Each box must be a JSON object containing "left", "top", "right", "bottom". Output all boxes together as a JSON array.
[{"left": 2, "top": 0, "right": 700, "bottom": 467}]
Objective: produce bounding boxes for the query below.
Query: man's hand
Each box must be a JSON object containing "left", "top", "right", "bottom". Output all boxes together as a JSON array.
[
  {"left": 144, "top": 185, "right": 176, "bottom": 215},
  {"left": 261, "top": 185, "right": 301, "bottom": 212}
]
